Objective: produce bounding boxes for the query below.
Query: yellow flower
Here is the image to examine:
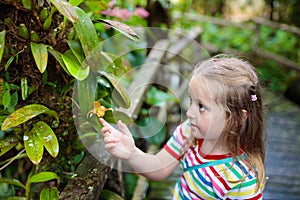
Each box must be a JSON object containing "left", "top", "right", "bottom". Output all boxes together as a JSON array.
[{"left": 87, "top": 102, "right": 113, "bottom": 118}]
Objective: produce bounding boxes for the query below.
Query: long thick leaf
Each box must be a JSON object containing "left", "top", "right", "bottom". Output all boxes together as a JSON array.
[
  {"left": 47, "top": 48, "right": 70, "bottom": 75},
  {"left": 96, "top": 19, "right": 139, "bottom": 42},
  {"left": 98, "top": 72, "right": 130, "bottom": 108},
  {"left": 0, "top": 30, "right": 5, "bottom": 64},
  {"left": 34, "top": 121, "right": 59, "bottom": 158},
  {"left": 1, "top": 104, "right": 58, "bottom": 131},
  {"left": 40, "top": 187, "right": 59, "bottom": 200},
  {"left": 49, "top": 0, "right": 78, "bottom": 23},
  {"left": 24, "top": 129, "right": 44, "bottom": 165},
  {"left": 30, "top": 42, "right": 48, "bottom": 73},
  {"left": 0, "top": 135, "right": 18, "bottom": 156},
  {"left": 0, "top": 177, "right": 26, "bottom": 189},
  {"left": 67, "top": 40, "right": 84, "bottom": 63},
  {"left": 73, "top": 7, "right": 99, "bottom": 57},
  {"left": 62, "top": 50, "right": 89, "bottom": 81},
  {"left": 28, "top": 172, "right": 58, "bottom": 183}
]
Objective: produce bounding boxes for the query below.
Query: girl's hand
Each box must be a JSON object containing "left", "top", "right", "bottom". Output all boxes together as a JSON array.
[{"left": 100, "top": 118, "right": 136, "bottom": 160}]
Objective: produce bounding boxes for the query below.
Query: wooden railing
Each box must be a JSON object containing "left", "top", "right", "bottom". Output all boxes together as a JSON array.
[{"left": 173, "top": 12, "right": 300, "bottom": 73}]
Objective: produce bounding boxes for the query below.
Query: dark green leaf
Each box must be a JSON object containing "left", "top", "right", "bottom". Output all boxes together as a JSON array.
[
  {"left": 40, "top": 187, "right": 59, "bottom": 200},
  {"left": 24, "top": 128, "right": 44, "bottom": 165},
  {"left": 5, "top": 50, "right": 23, "bottom": 71},
  {"left": 98, "top": 72, "right": 130, "bottom": 108},
  {"left": 3, "top": 90, "right": 11, "bottom": 110},
  {"left": 100, "top": 189, "right": 124, "bottom": 200},
  {"left": 0, "top": 135, "right": 18, "bottom": 156},
  {"left": 0, "top": 177, "right": 25, "bottom": 189}
]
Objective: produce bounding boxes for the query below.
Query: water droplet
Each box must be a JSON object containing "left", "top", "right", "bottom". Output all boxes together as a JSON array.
[
  {"left": 23, "top": 136, "right": 29, "bottom": 140},
  {"left": 28, "top": 143, "right": 34, "bottom": 147}
]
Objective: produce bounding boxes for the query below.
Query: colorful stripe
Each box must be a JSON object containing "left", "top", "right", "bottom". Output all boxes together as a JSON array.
[{"left": 165, "top": 123, "right": 263, "bottom": 200}]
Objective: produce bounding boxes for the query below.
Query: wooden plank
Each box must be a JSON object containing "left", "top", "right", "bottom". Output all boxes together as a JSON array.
[
  {"left": 165, "top": 27, "right": 202, "bottom": 60},
  {"left": 120, "top": 39, "right": 170, "bottom": 119},
  {"left": 252, "top": 17, "right": 300, "bottom": 36}
]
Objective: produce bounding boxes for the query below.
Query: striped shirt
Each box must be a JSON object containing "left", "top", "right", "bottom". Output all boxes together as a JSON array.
[{"left": 164, "top": 122, "right": 263, "bottom": 200}]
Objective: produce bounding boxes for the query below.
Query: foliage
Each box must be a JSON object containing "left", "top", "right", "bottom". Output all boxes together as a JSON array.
[
  {"left": 173, "top": 18, "right": 299, "bottom": 93},
  {"left": 0, "top": 0, "right": 149, "bottom": 198}
]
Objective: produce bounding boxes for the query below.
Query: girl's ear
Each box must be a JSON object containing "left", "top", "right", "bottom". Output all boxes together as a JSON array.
[{"left": 241, "top": 109, "right": 248, "bottom": 119}]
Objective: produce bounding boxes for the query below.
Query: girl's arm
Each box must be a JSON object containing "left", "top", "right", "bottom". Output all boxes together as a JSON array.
[{"left": 100, "top": 118, "right": 179, "bottom": 180}]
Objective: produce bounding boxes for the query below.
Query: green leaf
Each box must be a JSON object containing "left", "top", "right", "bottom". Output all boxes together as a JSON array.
[
  {"left": 5, "top": 55, "right": 15, "bottom": 71},
  {"left": 0, "top": 30, "right": 5, "bottom": 64},
  {"left": 0, "top": 177, "right": 25, "bottom": 189},
  {"left": 104, "top": 110, "right": 133, "bottom": 124},
  {"left": 95, "top": 19, "right": 139, "bottom": 42},
  {"left": 3, "top": 90, "right": 11, "bottom": 110},
  {"left": 7, "top": 91, "right": 18, "bottom": 113},
  {"left": 67, "top": 40, "right": 85, "bottom": 63},
  {"left": 47, "top": 47, "right": 70, "bottom": 75},
  {"left": 30, "top": 42, "right": 48, "bottom": 73},
  {"left": 100, "top": 189, "right": 124, "bottom": 200},
  {"left": 69, "top": 0, "right": 84, "bottom": 6},
  {"left": 28, "top": 172, "right": 59, "bottom": 184},
  {"left": 34, "top": 121, "right": 59, "bottom": 158},
  {"left": 1, "top": 104, "right": 58, "bottom": 131},
  {"left": 0, "top": 135, "right": 18, "bottom": 156},
  {"left": 24, "top": 128, "right": 44, "bottom": 165},
  {"left": 98, "top": 72, "right": 130, "bottom": 108},
  {"left": 40, "top": 187, "right": 59, "bottom": 200},
  {"left": 85, "top": 0, "right": 109, "bottom": 13},
  {"left": 21, "top": 77, "right": 28, "bottom": 100},
  {"left": 138, "top": 117, "right": 166, "bottom": 145},
  {"left": 49, "top": 0, "right": 78, "bottom": 23},
  {"left": 73, "top": 7, "right": 99, "bottom": 57},
  {"left": 62, "top": 50, "right": 89, "bottom": 81},
  {"left": 146, "top": 86, "right": 178, "bottom": 106}
]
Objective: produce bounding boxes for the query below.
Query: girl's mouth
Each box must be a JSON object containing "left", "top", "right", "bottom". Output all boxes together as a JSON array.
[{"left": 190, "top": 123, "right": 198, "bottom": 129}]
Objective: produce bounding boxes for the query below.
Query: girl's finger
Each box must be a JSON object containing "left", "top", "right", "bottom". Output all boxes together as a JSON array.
[
  {"left": 105, "top": 143, "right": 117, "bottom": 149},
  {"left": 99, "top": 118, "right": 114, "bottom": 129},
  {"left": 118, "top": 120, "right": 131, "bottom": 136},
  {"left": 104, "top": 137, "right": 119, "bottom": 144},
  {"left": 101, "top": 127, "right": 111, "bottom": 133}
]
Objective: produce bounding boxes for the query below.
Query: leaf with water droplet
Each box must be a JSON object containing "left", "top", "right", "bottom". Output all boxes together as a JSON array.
[
  {"left": 34, "top": 121, "right": 59, "bottom": 158},
  {"left": 24, "top": 128, "right": 44, "bottom": 165}
]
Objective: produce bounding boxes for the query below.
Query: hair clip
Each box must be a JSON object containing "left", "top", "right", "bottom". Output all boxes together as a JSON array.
[{"left": 251, "top": 95, "right": 257, "bottom": 102}]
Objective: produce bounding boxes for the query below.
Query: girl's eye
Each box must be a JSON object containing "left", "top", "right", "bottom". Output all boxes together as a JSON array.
[
  {"left": 199, "top": 103, "right": 206, "bottom": 112},
  {"left": 189, "top": 96, "right": 192, "bottom": 105}
]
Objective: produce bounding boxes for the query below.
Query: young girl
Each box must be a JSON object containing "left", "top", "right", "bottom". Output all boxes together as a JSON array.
[{"left": 100, "top": 55, "right": 266, "bottom": 199}]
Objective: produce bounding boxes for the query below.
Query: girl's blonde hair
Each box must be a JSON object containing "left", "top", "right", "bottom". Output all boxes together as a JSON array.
[{"left": 192, "top": 54, "right": 266, "bottom": 190}]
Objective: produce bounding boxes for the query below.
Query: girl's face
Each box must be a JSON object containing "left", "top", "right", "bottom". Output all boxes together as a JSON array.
[{"left": 187, "top": 75, "right": 226, "bottom": 141}]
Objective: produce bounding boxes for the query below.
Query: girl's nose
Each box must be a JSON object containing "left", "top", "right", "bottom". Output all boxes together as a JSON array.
[{"left": 186, "top": 105, "right": 194, "bottom": 119}]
